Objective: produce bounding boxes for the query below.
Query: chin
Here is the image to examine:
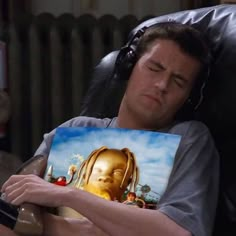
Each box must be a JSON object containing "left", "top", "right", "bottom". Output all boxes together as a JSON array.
[
  {"left": 83, "top": 184, "right": 113, "bottom": 200},
  {"left": 93, "top": 191, "right": 112, "bottom": 200}
]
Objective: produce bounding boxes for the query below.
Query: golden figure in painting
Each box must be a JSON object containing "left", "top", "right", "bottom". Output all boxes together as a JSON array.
[{"left": 74, "top": 146, "right": 139, "bottom": 202}]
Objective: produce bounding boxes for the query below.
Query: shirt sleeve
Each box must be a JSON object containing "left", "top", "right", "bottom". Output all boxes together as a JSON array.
[
  {"left": 34, "top": 117, "right": 82, "bottom": 157},
  {"left": 34, "top": 116, "right": 112, "bottom": 157},
  {"left": 158, "top": 121, "right": 219, "bottom": 236}
]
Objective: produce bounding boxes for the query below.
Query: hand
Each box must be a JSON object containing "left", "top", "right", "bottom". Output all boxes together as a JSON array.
[
  {"left": 0, "top": 224, "right": 17, "bottom": 236},
  {"left": 1, "top": 174, "right": 70, "bottom": 207}
]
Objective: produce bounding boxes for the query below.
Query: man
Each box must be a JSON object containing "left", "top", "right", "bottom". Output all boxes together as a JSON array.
[{"left": 1, "top": 22, "right": 219, "bottom": 236}]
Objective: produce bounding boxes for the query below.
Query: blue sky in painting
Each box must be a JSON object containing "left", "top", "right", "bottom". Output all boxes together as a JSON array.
[{"left": 47, "top": 127, "right": 181, "bottom": 199}]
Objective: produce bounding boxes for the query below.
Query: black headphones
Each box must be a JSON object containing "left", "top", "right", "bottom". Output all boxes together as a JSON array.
[
  {"left": 114, "top": 26, "right": 148, "bottom": 81},
  {"left": 113, "top": 21, "right": 211, "bottom": 112}
]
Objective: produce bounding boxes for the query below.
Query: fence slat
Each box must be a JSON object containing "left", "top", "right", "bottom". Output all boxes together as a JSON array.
[
  {"left": 29, "top": 22, "right": 44, "bottom": 153},
  {"left": 5, "top": 14, "right": 139, "bottom": 160},
  {"left": 8, "top": 24, "right": 26, "bottom": 158}
]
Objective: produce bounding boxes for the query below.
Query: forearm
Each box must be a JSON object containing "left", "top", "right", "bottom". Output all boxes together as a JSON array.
[
  {"left": 63, "top": 188, "right": 191, "bottom": 236},
  {"left": 42, "top": 212, "right": 108, "bottom": 236},
  {"left": 1, "top": 175, "right": 191, "bottom": 236}
]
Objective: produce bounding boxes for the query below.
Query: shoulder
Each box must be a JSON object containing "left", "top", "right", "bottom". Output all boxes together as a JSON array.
[
  {"left": 167, "top": 120, "right": 218, "bottom": 159},
  {"left": 58, "top": 116, "right": 113, "bottom": 128},
  {"left": 168, "top": 120, "right": 212, "bottom": 145},
  {"left": 168, "top": 120, "right": 219, "bottom": 166},
  {"left": 34, "top": 116, "right": 114, "bottom": 156},
  {"left": 168, "top": 120, "right": 209, "bottom": 135}
]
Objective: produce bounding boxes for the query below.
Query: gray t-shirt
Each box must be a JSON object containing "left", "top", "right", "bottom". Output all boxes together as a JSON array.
[{"left": 34, "top": 116, "right": 219, "bottom": 236}]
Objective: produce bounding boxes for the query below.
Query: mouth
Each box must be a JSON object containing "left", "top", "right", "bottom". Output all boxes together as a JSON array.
[
  {"left": 84, "top": 182, "right": 114, "bottom": 194},
  {"left": 142, "top": 94, "right": 162, "bottom": 105},
  {"left": 95, "top": 182, "right": 114, "bottom": 189}
]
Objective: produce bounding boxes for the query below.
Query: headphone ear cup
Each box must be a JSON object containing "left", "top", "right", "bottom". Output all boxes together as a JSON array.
[
  {"left": 189, "top": 66, "right": 209, "bottom": 110},
  {"left": 113, "top": 26, "right": 148, "bottom": 80},
  {"left": 176, "top": 66, "right": 209, "bottom": 121},
  {"left": 114, "top": 47, "right": 137, "bottom": 80}
]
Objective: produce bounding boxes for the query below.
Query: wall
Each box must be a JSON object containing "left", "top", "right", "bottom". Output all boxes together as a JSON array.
[{"left": 30, "top": 0, "right": 182, "bottom": 19}]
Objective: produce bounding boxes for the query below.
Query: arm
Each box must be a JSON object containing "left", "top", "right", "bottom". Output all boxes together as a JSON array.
[
  {"left": 0, "top": 211, "right": 108, "bottom": 236},
  {"left": 2, "top": 121, "right": 218, "bottom": 236},
  {"left": 42, "top": 212, "right": 108, "bottom": 236},
  {"left": 2, "top": 175, "right": 190, "bottom": 236},
  {"left": 160, "top": 121, "right": 220, "bottom": 236},
  {"left": 61, "top": 187, "right": 191, "bottom": 236},
  {"left": 59, "top": 121, "right": 218, "bottom": 236}
]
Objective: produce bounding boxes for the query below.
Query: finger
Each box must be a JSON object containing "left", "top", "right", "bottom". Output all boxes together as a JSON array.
[
  {"left": 2, "top": 174, "right": 42, "bottom": 193},
  {"left": 1, "top": 174, "right": 30, "bottom": 192},
  {"left": 7, "top": 189, "right": 28, "bottom": 206},
  {"left": 4, "top": 183, "right": 28, "bottom": 205},
  {"left": 1, "top": 175, "right": 19, "bottom": 192},
  {"left": 4, "top": 176, "right": 30, "bottom": 196},
  {"left": 3, "top": 175, "right": 40, "bottom": 204},
  {"left": 5, "top": 177, "right": 54, "bottom": 206}
]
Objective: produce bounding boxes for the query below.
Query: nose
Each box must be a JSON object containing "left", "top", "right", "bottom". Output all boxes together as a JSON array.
[
  {"left": 154, "top": 76, "right": 169, "bottom": 93},
  {"left": 98, "top": 175, "right": 113, "bottom": 183}
]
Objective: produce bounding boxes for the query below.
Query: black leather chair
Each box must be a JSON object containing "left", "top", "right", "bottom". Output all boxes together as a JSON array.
[{"left": 80, "top": 4, "right": 236, "bottom": 236}]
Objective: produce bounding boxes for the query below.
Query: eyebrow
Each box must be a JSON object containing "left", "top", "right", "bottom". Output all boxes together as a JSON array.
[{"left": 148, "top": 59, "right": 188, "bottom": 83}]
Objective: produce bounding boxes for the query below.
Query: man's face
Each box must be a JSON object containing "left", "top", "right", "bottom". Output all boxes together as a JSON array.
[
  {"left": 120, "top": 39, "right": 201, "bottom": 129},
  {"left": 83, "top": 150, "right": 133, "bottom": 201}
]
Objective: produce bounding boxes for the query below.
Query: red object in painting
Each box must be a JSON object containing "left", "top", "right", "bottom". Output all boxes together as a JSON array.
[{"left": 53, "top": 176, "right": 67, "bottom": 186}]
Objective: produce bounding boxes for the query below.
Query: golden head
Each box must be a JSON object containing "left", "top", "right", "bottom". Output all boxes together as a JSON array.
[{"left": 75, "top": 146, "right": 139, "bottom": 201}]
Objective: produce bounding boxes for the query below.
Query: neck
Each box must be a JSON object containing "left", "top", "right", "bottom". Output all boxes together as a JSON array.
[
  {"left": 117, "top": 115, "right": 172, "bottom": 131},
  {"left": 117, "top": 101, "right": 173, "bottom": 131}
]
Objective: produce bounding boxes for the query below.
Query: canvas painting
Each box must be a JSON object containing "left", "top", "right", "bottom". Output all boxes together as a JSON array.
[{"left": 45, "top": 127, "right": 181, "bottom": 211}]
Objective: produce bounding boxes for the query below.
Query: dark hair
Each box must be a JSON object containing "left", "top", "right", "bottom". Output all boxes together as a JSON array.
[{"left": 136, "top": 22, "right": 210, "bottom": 67}]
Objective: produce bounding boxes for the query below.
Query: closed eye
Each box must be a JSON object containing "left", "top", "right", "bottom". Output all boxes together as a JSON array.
[
  {"left": 146, "top": 60, "right": 165, "bottom": 72},
  {"left": 147, "top": 66, "right": 162, "bottom": 72},
  {"left": 172, "top": 75, "right": 187, "bottom": 88},
  {"left": 113, "top": 169, "right": 124, "bottom": 176}
]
